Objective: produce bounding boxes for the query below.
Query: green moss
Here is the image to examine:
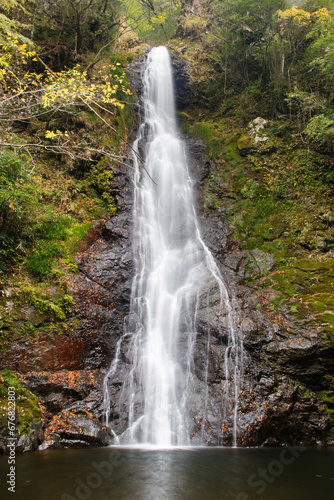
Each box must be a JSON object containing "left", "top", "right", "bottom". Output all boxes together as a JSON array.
[
  {"left": 237, "top": 134, "right": 253, "bottom": 150},
  {"left": 0, "top": 370, "right": 42, "bottom": 436},
  {"left": 19, "top": 286, "right": 73, "bottom": 321},
  {"left": 223, "top": 144, "right": 242, "bottom": 168},
  {"left": 178, "top": 111, "right": 191, "bottom": 133},
  {"left": 317, "top": 390, "right": 334, "bottom": 407},
  {"left": 190, "top": 121, "right": 223, "bottom": 153},
  {"left": 295, "top": 260, "right": 334, "bottom": 273},
  {"left": 88, "top": 158, "right": 116, "bottom": 214},
  {"left": 62, "top": 222, "right": 93, "bottom": 258},
  {"left": 310, "top": 293, "right": 334, "bottom": 314}
]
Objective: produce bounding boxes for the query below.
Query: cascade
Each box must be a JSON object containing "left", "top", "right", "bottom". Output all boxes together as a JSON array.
[{"left": 103, "top": 46, "right": 243, "bottom": 447}]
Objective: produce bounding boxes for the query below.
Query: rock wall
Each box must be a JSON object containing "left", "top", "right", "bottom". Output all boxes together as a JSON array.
[
  {"left": 181, "top": 132, "right": 333, "bottom": 446},
  {"left": 1, "top": 50, "right": 333, "bottom": 452}
]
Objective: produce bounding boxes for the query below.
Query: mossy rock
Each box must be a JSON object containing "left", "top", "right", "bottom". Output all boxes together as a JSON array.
[
  {"left": 0, "top": 370, "right": 42, "bottom": 437},
  {"left": 318, "top": 390, "right": 334, "bottom": 408},
  {"left": 309, "top": 293, "right": 334, "bottom": 314},
  {"left": 237, "top": 134, "right": 255, "bottom": 156},
  {"left": 295, "top": 259, "right": 334, "bottom": 273},
  {"left": 237, "top": 134, "right": 253, "bottom": 150}
]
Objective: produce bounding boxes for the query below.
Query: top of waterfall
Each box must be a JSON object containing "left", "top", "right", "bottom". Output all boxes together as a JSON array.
[{"left": 145, "top": 46, "right": 176, "bottom": 128}]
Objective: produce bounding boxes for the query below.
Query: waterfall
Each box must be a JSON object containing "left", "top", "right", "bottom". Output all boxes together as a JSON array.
[{"left": 103, "top": 46, "right": 243, "bottom": 447}]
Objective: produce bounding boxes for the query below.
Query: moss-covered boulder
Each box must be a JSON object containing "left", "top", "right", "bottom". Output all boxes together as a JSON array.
[
  {"left": 237, "top": 134, "right": 255, "bottom": 156},
  {"left": 0, "top": 370, "right": 43, "bottom": 453}
]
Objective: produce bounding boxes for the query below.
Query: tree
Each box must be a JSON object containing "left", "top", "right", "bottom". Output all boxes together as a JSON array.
[
  {"left": 0, "top": 31, "right": 134, "bottom": 164},
  {"left": 124, "top": 0, "right": 182, "bottom": 45},
  {"left": 207, "top": 0, "right": 285, "bottom": 91},
  {"left": 306, "top": 7, "right": 334, "bottom": 96},
  {"left": 28, "top": 0, "right": 123, "bottom": 55}
]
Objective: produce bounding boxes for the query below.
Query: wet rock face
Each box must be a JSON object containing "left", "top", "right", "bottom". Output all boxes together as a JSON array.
[
  {"left": 126, "top": 49, "right": 192, "bottom": 112},
  {"left": 181, "top": 133, "right": 332, "bottom": 446},
  {"left": 39, "top": 412, "right": 113, "bottom": 449},
  {"left": 189, "top": 210, "right": 333, "bottom": 446},
  {"left": 170, "top": 53, "right": 192, "bottom": 109},
  {"left": 17, "top": 370, "right": 114, "bottom": 449}
]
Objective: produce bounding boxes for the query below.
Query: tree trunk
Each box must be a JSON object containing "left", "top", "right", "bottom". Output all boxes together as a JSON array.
[{"left": 76, "top": 13, "right": 82, "bottom": 53}]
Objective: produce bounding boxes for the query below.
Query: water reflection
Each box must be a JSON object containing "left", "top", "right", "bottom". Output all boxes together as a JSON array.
[{"left": 1, "top": 447, "right": 334, "bottom": 500}]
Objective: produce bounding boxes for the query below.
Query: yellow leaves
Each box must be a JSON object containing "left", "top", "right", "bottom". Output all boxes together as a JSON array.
[
  {"left": 278, "top": 6, "right": 311, "bottom": 32},
  {"left": 0, "top": 39, "right": 38, "bottom": 91},
  {"left": 45, "top": 130, "right": 69, "bottom": 140},
  {"left": 41, "top": 64, "right": 129, "bottom": 110},
  {"left": 313, "top": 8, "right": 330, "bottom": 20},
  {"left": 278, "top": 6, "right": 332, "bottom": 34},
  {"left": 151, "top": 14, "right": 167, "bottom": 24}
]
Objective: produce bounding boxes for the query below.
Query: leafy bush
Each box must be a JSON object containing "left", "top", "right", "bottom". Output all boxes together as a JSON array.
[
  {"left": 25, "top": 215, "right": 73, "bottom": 280},
  {"left": 241, "top": 179, "right": 260, "bottom": 199},
  {"left": 0, "top": 151, "right": 38, "bottom": 271},
  {"left": 88, "top": 160, "right": 116, "bottom": 213},
  {"left": 304, "top": 113, "right": 334, "bottom": 153}
]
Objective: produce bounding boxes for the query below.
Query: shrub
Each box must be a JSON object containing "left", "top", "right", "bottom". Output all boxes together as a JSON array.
[{"left": 304, "top": 113, "right": 334, "bottom": 153}]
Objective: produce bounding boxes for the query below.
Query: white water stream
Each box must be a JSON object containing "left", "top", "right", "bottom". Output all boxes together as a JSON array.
[{"left": 103, "top": 46, "right": 243, "bottom": 447}]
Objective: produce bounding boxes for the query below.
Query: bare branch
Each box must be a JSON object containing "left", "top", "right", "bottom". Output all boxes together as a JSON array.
[
  {"left": 84, "top": 99, "right": 158, "bottom": 185},
  {"left": 0, "top": 140, "right": 131, "bottom": 167}
]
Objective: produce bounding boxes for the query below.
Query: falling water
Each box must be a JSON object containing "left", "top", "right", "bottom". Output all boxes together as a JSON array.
[{"left": 103, "top": 46, "right": 243, "bottom": 447}]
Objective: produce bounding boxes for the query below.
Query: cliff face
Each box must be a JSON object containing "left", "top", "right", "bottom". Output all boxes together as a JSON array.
[
  {"left": 1, "top": 51, "right": 333, "bottom": 452},
  {"left": 179, "top": 122, "right": 333, "bottom": 446}
]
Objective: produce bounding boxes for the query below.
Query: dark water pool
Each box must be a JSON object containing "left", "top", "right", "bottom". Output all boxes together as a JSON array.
[{"left": 1, "top": 446, "right": 334, "bottom": 500}]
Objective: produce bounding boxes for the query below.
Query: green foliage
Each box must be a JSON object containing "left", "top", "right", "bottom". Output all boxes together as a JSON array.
[
  {"left": 0, "top": 146, "right": 101, "bottom": 278},
  {"left": 240, "top": 179, "right": 260, "bottom": 199},
  {"left": 25, "top": 214, "right": 73, "bottom": 280},
  {"left": 27, "top": 0, "right": 122, "bottom": 54},
  {"left": 125, "top": 0, "right": 181, "bottom": 45},
  {"left": 88, "top": 159, "right": 116, "bottom": 213},
  {"left": 201, "top": 0, "right": 334, "bottom": 118},
  {"left": 305, "top": 113, "right": 334, "bottom": 153},
  {"left": 285, "top": 91, "right": 326, "bottom": 123},
  {"left": 0, "top": 150, "right": 38, "bottom": 272}
]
